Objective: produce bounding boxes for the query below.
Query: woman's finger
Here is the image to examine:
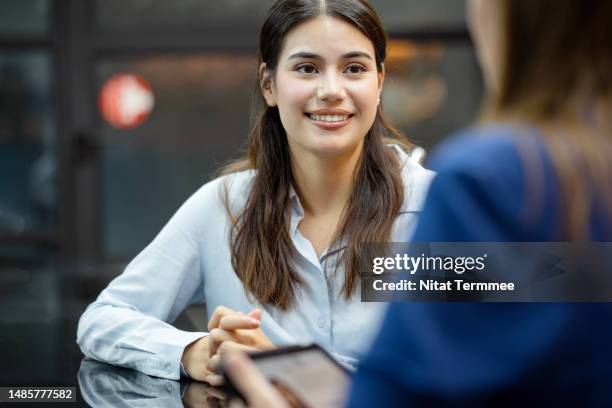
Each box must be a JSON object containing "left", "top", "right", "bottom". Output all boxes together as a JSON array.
[
  {"left": 209, "top": 328, "right": 238, "bottom": 357},
  {"left": 207, "top": 353, "right": 221, "bottom": 373},
  {"left": 248, "top": 308, "right": 262, "bottom": 321},
  {"left": 219, "top": 314, "right": 260, "bottom": 331},
  {"left": 218, "top": 341, "right": 258, "bottom": 355},
  {"left": 208, "top": 306, "right": 237, "bottom": 331}
]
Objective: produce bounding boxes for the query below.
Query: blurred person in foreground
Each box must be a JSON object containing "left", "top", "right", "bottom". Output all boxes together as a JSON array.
[{"left": 225, "top": 0, "right": 612, "bottom": 406}]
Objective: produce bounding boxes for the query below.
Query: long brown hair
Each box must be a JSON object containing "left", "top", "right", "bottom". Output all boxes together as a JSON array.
[
  {"left": 221, "top": 0, "right": 411, "bottom": 309},
  {"left": 482, "top": 0, "right": 612, "bottom": 239}
]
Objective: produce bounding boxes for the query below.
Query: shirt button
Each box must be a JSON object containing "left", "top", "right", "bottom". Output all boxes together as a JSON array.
[{"left": 318, "top": 318, "right": 327, "bottom": 329}]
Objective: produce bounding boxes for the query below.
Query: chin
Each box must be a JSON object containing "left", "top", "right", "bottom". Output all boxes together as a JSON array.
[{"left": 309, "top": 136, "right": 363, "bottom": 158}]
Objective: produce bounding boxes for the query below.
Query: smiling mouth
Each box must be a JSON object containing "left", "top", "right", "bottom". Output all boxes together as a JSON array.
[{"left": 305, "top": 113, "right": 354, "bottom": 123}]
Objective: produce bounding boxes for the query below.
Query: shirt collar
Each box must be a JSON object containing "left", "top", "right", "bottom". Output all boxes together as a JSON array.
[
  {"left": 289, "top": 184, "right": 346, "bottom": 258},
  {"left": 289, "top": 185, "right": 304, "bottom": 237}
]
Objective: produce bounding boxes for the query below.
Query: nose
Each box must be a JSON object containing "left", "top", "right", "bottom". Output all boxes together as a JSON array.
[{"left": 317, "top": 72, "right": 346, "bottom": 102}]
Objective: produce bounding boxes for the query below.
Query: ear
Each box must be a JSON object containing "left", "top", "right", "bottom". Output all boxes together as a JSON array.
[
  {"left": 377, "top": 63, "right": 385, "bottom": 105},
  {"left": 259, "top": 63, "right": 276, "bottom": 107}
]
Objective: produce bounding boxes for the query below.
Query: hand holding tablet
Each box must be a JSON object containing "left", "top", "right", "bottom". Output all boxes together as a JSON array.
[{"left": 222, "top": 344, "right": 350, "bottom": 408}]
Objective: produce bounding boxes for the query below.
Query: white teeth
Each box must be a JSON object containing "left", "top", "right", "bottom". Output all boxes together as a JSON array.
[{"left": 309, "top": 114, "right": 349, "bottom": 122}]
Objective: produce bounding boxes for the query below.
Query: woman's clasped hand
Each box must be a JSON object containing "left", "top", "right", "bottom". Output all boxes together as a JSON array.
[{"left": 182, "top": 306, "right": 275, "bottom": 385}]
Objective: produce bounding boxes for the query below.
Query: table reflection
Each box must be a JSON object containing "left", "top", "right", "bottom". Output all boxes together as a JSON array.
[{"left": 78, "top": 359, "right": 230, "bottom": 407}]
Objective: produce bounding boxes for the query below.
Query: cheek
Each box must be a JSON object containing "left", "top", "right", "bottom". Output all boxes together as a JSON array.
[
  {"left": 274, "top": 77, "right": 314, "bottom": 115},
  {"left": 350, "top": 78, "right": 380, "bottom": 116}
]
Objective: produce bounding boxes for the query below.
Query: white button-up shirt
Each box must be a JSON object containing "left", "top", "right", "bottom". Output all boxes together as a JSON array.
[{"left": 77, "top": 146, "right": 434, "bottom": 380}]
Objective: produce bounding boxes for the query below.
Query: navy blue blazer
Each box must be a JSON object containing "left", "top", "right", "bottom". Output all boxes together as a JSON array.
[{"left": 347, "top": 125, "right": 612, "bottom": 407}]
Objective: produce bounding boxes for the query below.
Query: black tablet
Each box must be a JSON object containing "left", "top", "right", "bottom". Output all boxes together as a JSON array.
[{"left": 221, "top": 343, "right": 350, "bottom": 408}]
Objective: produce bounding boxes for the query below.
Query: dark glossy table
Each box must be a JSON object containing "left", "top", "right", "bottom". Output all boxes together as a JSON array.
[{"left": 0, "top": 264, "right": 227, "bottom": 407}]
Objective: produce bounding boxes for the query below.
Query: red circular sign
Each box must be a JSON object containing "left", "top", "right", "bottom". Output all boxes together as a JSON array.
[{"left": 98, "top": 73, "right": 155, "bottom": 130}]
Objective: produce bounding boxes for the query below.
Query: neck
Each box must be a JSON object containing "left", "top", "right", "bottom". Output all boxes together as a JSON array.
[{"left": 290, "top": 144, "right": 364, "bottom": 217}]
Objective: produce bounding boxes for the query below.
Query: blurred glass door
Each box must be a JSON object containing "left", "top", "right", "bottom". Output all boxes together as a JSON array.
[
  {"left": 96, "top": 54, "right": 257, "bottom": 260},
  {"left": 0, "top": 0, "right": 58, "bottom": 264}
]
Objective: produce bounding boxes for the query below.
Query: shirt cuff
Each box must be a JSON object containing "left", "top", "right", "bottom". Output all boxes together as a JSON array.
[
  {"left": 158, "top": 330, "right": 208, "bottom": 380},
  {"left": 180, "top": 361, "right": 190, "bottom": 378}
]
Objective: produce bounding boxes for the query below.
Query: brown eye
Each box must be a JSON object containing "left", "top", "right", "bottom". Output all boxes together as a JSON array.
[
  {"left": 345, "top": 64, "right": 366, "bottom": 75},
  {"left": 296, "top": 64, "right": 318, "bottom": 74}
]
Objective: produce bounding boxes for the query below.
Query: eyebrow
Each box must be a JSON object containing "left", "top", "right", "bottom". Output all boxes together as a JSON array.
[{"left": 287, "top": 51, "right": 373, "bottom": 61}]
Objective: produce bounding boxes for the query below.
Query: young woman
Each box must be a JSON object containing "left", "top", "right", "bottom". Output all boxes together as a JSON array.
[
  {"left": 227, "top": 0, "right": 612, "bottom": 406},
  {"left": 77, "top": 0, "right": 434, "bottom": 384}
]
